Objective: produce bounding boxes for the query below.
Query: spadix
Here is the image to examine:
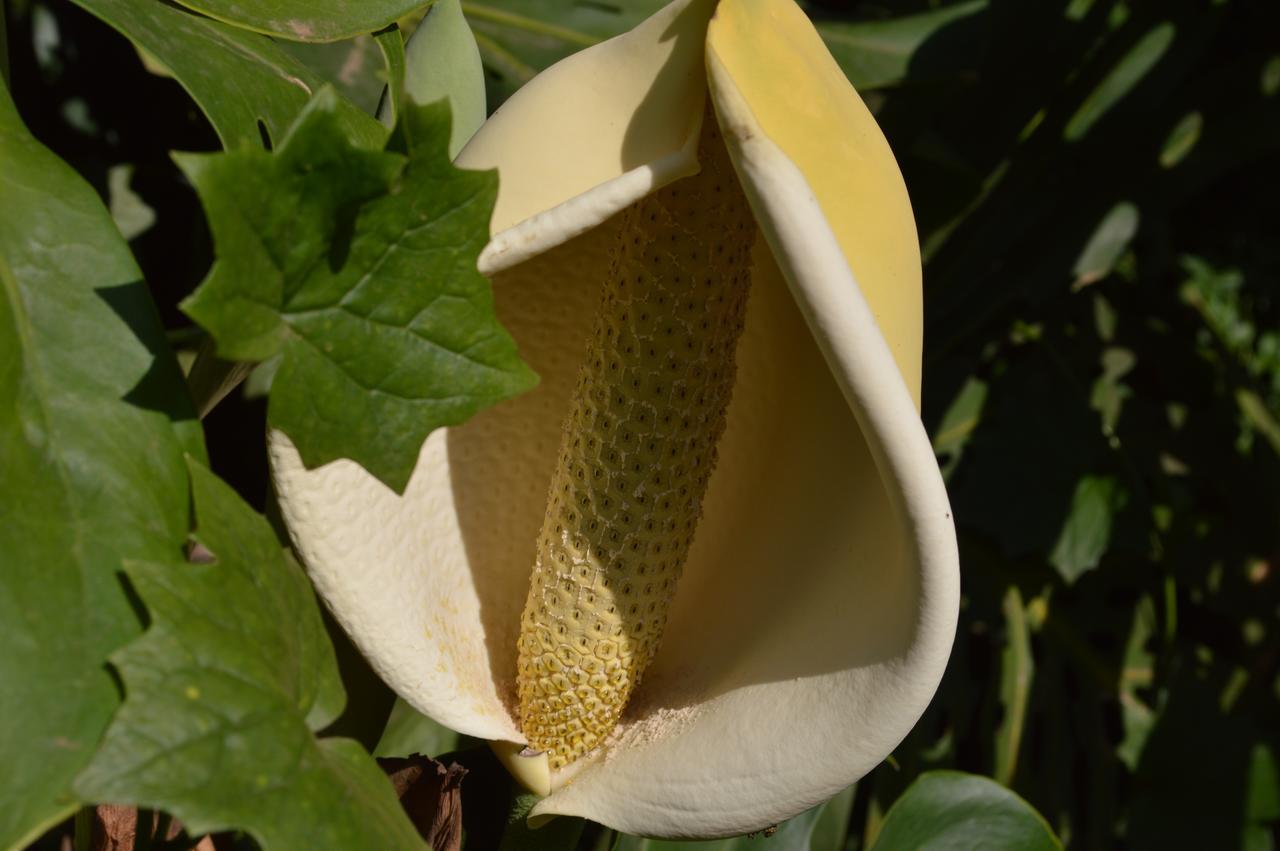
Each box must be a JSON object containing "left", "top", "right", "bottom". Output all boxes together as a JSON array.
[
  {"left": 270, "top": 0, "right": 960, "bottom": 839},
  {"left": 517, "top": 112, "right": 754, "bottom": 769}
]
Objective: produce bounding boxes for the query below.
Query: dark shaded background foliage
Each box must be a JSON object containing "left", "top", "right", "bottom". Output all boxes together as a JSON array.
[{"left": 8, "top": 0, "right": 1278, "bottom": 848}]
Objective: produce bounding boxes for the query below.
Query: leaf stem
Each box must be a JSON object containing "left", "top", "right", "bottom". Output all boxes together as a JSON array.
[
  {"left": 74, "top": 808, "right": 92, "bottom": 851},
  {"left": 994, "top": 585, "right": 1034, "bottom": 786},
  {"left": 185, "top": 338, "right": 254, "bottom": 419}
]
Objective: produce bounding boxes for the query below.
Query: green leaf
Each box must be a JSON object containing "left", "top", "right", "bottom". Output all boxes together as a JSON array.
[
  {"left": 871, "top": 772, "right": 1061, "bottom": 851},
  {"left": 813, "top": 1, "right": 988, "bottom": 91},
  {"left": 1065, "top": 22, "right": 1176, "bottom": 141},
  {"left": 172, "top": 0, "right": 432, "bottom": 43},
  {"left": 1158, "top": 110, "right": 1203, "bottom": 168},
  {"left": 1115, "top": 596, "right": 1157, "bottom": 772},
  {"left": 279, "top": 34, "right": 389, "bottom": 116},
  {"left": 75, "top": 460, "right": 425, "bottom": 850},
  {"left": 0, "top": 78, "right": 203, "bottom": 850},
  {"left": 993, "top": 586, "right": 1034, "bottom": 786},
  {"left": 106, "top": 164, "right": 157, "bottom": 241},
  {"left": 181, "top": 91, "right": 536, "bottom": 493},
  {"left": 808, "top": 785, "right": 856, "bottom": 851},
  {"left": 70, "top": 0, "right": 384, "bottom": 149},
  {"left": 1049, "top": 474, "right": 1128, "bottom": 584},
  {"left": 1236, "top": 388, "right": 1280, "bottom": 457},
  {"left": 399, "top": 0, "right": 487, "bottom": 157},
  {"left": 613, "top": 786, "right": 855, "bottom": 850},
  {"left": 374, "top": 698, "right": 473, "bottom": 759},
  {"left": 499, "top": 793, "right": 587, "bottom": 851},
  {"left": 1089, "top": 346, "right": 1136, "bottom": 435},
  {"left": 1072, "top": 201, "right": 1139, "bottom": 289},
  {"left": 462, "top": 0, "right": 657, "bottom": 103},
  {"left": 931, "top": 375, "right": 988, "bottom": 479}
]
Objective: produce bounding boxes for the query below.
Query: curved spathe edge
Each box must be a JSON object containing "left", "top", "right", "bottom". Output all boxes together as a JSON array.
[
  {"left": 475, "top": 126, "right": 702, "bottom": 276},
  {"left": 707, "top": 50, "right": 959, "bottom": 737},
  {"left": 456, "top": 0, "right": 717, "bottom": 274},
  {"left": 520, "top": 53, "right": 959, "bottom": 843},
  {"left": 704, "top": 0, "right": 924, "bottom": 403},
  {"left": 268, "top": 431, "right": 524, "bottom": 744}
]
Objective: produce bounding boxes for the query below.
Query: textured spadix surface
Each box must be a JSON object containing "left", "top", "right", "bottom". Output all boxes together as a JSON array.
[{"left": 270, "top": 0, "right": 959, "bottom": 839}]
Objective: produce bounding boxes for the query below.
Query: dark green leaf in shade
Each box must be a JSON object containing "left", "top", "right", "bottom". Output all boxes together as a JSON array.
[
  {"left": 1115, "top": 596, "right": 1157, "bottom": 772},
  {"left": 70, "top": 0, "right": 384, "bottom": 150},
  {"left": 1072, "top": 201, "right": 1139, "bottom": 289},
  {"left": 375, "top": 698, "right": 474, "bottom": 759},
  {"left": 1236, "top": 389, "right": 1280, "bottom": 457},
  {"left": 0, "top": 78, "right": 203, "bottom": 851},
  {"left": 498, "top": 793, "right": 585, "bottom": 851},
  {"left": 462, "top": 0, "right": 658, "bottom": 104},
  {"left": 1090, "top": 346, "right": 1136, "bottom": 436},
  {"left": 74, "top": 460, "right": 425, "bottom": 851},
  {"left": 812, "top": 1, "right": 988, "bottom": 92},
  {"left": 807, "top": 785, "right": 856, "bottom": 851},
  {"left": 1263, "top": 55, "right": 1280, "bottom": 97},
  {"left": 931, "top": 375, "right": 988, "bottom": 480},
  {"left": 1049, "top": 474, "right": 1128, "bottom": 584},
  {"left": 463, "top": 0, "right": 987, "bottom": 105},
  {"left": 1158, "top": 110, "right": 1203, "bottom": 168},
  {"left": 180, "top": 91, "right": 537, "bottom": 493},
  {"left": 1127, "top": 674, "right": 1269, "bottom": 850},
  {"left": 612, "top": 786, "right": 855, "bottom": 850},
  {"left": 171, "top": 0, "right": 432, "bottom": 43},
  {"left": 993, "top": 586, "right": 1034, "bottom": 786},
  {"left": 870, "top": 772, "right": 1061, "bottom": 851},
  {"left": 1064, "top": 22, "right": 1175, "bottom": 141}
]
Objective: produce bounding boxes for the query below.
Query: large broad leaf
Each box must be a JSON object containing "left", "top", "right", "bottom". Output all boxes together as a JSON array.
[
  {"left": 0, "top": 79, "right": 204, "bottom": 850},
  {"left": 75, "top": 461, "right": 425, "bottom": 850},
  {"left": 180, "top": 92, "right": 536, "bottom": 493},
  {"left": 173, "top": 0, "right": 432, "bottom": 43},
  {"left": 70, "top": 0, "right": 384, "bottom": 149},
  {"left": 871, "top": 772, "right": 1061, "bottom": 851}
]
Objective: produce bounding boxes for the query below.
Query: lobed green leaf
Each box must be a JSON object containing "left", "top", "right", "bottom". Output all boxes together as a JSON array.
[
  {"left": 180, "top": 91, "right": 536, "bottom": 493},
  {"left": 74, "top": 460, "right": 425, "bottom": 850},
  {"left": 0, "top": 76, "right": 203, "bottom": 851}
]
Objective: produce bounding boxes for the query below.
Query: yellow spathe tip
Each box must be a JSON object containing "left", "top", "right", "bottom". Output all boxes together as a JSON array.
[{"left": 707, "top": 0, "right": 923, "bottom": 405}]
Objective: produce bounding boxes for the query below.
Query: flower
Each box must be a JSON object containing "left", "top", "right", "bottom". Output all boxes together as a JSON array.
[{"left": 269, "top": 0, "right": 959, "bottom": 839}]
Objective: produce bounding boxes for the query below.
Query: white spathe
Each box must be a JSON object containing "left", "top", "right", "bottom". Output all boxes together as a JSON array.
[{"left": 269, "top": 0, "right": 960, "bottom": 839}]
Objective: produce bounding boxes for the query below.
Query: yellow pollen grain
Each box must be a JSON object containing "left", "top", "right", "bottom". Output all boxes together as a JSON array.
[{"left": 515, "top": 112, "right": 757, "bottom": 770}]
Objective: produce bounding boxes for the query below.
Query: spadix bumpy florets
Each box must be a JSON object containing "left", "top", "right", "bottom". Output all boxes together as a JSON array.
[{"left": 516, "top": 113, "right": 755, "bottom": 770}]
